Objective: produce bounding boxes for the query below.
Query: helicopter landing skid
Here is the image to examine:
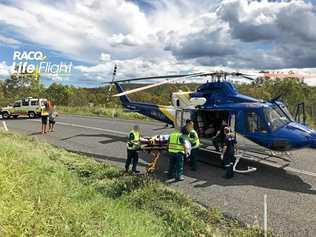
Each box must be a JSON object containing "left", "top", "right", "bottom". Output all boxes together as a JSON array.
[
  {"left": 200, "top": 147, "right": 294, "bottom": 174},
  {"left": 233, "top": 155, "right": 257, "bottom": 174},
  {"left": 199, "top": 148, "right": 257, "bottom": 173}
]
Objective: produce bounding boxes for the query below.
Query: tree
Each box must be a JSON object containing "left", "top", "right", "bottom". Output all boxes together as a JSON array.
[{"left": 45, "top": 83, "right": 75, "bottom": 106}]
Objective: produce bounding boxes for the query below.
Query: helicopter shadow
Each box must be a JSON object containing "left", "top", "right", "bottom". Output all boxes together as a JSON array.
[
  {"left": 60, "top": 133, "right": 148, "bottom": 169},
  {"left": 61, "top": 133, "right": 126, "bottom": 145},
  {"left": 145, "top": 149, "right": 316, "bottom": 195},
  {"left": 58, "top": 132, "right": 316, "bottom": 195},
  {"left": 152, "top": 125, "right": 173, "bottom": 131}
]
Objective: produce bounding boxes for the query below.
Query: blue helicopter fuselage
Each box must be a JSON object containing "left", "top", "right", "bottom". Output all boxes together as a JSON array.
[
  {"left": 194, "top": 81, "right": 316, "bottom": 150},
  {"left": 115, "top": 81, "right": 316, "bottom": 151}
]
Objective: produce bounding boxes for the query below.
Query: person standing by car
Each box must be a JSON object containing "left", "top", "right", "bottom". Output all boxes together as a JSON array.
[
  {"left": 41, "top": 101, "right": 49, "bottom": 134},
  {"left": 48, "top": 102, "right": 58, "bottom": 132}
]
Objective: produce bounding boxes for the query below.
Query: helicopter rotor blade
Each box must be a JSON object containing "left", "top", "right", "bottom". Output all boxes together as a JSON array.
[
  {"left": 113, "top": 77, "right": 180, "bottom": 97},
  {"left": 112, "top": 70, "right": 258, "bottom": 97},
  {"left": 112, "top": 72, "right": 209, "bottom": 97},
  {"left": 107, "top": 72, "right": 204, "bottom": 84},
  {"left": 230, "top": 72, "right": 256, "bottom": 81},
  {"left": 240, "top": 75, "right": 256, "bottom": 81}
]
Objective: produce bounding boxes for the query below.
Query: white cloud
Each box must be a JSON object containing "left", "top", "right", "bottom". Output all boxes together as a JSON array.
[
  {"left": 74, "top": 52, "right": 236, "bottom": 83},
  {"left": 0, "top": 61, "right": 11, "bottom": 79},
  {"left": 0, "top": 0, "right": 154, "bottom": 62},
  {"left": 0, "top": 35, "right": 20, "bottom": 45},
  {"left": 100, "top": 53, "right": 112, "bottom": 62},
  {"left": 0, "top": 0, "right": 316, "bottom": 86}
]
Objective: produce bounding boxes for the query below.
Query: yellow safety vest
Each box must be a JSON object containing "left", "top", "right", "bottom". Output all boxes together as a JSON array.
[
  {"left": 188, "top": 129, "right": 200, "bottom": 149},
  {"left": 127, "top": 130, "right": 140, "bottom": 150},
  {"left": 168, "top": 132, "right": 185, "bottom": 154},
  {"left": 41, "top": 108, "right": 49, "bottom": 116}
]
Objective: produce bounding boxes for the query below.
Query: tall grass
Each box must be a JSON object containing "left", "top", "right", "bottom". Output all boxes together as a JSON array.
[
  {"left": 0, "top": 132, "right": 270, "bottom": 236},
  {"left": 58, "top": 105, "right": 150, "bottom": 121},
  {"left": 0, "top": 133, "right": 163, "bottom": 237}
]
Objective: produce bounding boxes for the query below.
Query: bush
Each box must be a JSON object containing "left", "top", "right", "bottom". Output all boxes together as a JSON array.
[{"left": 58, "top": 105, "right": 150, "bottom": 121}]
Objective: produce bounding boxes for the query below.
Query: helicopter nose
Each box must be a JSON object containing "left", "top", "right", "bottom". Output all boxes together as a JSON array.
[{"left": 310, "top": 132, "right": 316, "bottom": 149}]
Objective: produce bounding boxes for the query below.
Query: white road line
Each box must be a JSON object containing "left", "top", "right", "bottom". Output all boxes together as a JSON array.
[
  {"left": 29, "top": 119, "right": 128, "bottom": 136},
  {"left": 57, "top": 121, "right": 128, "bottom": 136},
  {"left": 28, "top": 119, "right": 316, "bottom": 178},
  {"left": 284, "top": 167, "right": 316, "bottom": 178}
]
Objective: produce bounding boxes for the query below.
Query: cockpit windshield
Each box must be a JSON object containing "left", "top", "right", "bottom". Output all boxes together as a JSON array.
[
  {"left": 275, "top": 102, "right": 294, "bottom": 121},
  {"left": 264, "top": 106, "right": 291, "bottom": 131}
]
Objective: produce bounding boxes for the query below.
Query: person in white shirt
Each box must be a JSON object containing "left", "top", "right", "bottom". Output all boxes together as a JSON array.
[{"left": 48, "top": 103, "right": 58, "bottom": 132}]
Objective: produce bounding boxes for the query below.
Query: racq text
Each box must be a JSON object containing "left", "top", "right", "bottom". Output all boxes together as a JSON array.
[{"left": 11, "top": 50, "right": 72, "bottom": 75}]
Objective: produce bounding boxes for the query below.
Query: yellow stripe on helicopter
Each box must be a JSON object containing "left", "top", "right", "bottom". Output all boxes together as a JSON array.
[{"left": 159, "top": 106, "right": 176, "bottom": 123}]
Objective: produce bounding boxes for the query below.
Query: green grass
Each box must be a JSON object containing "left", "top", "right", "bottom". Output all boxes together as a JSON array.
[
  {"left": 0, "top": 132, "right": 270, "bottom": 237},
  {"left": 58, "top": 105, "right": 150, "bottom": 121}
]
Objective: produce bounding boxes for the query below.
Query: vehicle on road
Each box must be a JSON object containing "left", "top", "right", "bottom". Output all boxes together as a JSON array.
[{"left": 0, "top": 97, "right": 47, "bottom": 119}]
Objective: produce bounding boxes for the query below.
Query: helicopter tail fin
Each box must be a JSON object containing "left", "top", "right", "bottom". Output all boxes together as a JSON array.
[{"left": 113, "top": 82, "right": 131, "bottom": 105}]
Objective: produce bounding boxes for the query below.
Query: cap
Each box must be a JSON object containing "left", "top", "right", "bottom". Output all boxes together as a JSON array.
[
  {"left": 224, "top": 126, "right": 230, "bottom": 133},
  {"left": 186, "top": 119, "right": 193, "bottom": 124}
]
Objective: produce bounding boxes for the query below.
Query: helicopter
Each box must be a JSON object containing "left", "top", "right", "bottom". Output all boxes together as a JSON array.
[{"left": 109, "top": 68, "right": 316, "bottom": 152}]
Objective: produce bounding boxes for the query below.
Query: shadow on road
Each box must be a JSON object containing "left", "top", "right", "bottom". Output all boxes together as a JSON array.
[
  {"left": 61, "top": 133, "right": 126, "bottom": 145},
  {"left": 144, "top": 148, "right": 316, "bottom": 196},
  {"left": 53, "top": 132, "right": 316, "bottom": 195}
]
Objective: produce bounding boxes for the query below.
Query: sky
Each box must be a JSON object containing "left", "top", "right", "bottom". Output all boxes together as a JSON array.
[{"left": 1, "top": 0, "right": 316, "bottom": 87}]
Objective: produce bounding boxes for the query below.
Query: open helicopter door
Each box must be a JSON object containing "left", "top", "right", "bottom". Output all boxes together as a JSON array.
[
  {"left": 228, "top": 112, "right": 236, "bottom": 134},
  {"left": 229, "top": 111, "right": 257, "bottom": 174},
  {"left": 175, "top": 109, "right": 192, "bottom": 130}
]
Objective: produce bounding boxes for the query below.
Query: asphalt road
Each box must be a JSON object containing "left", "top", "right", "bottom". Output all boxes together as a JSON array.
[{"left": 3, "top": 115, "right": 316, "bottom": 237}]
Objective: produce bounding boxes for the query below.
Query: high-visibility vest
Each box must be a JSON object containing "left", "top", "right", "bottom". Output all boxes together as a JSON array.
[
  {"left": 41, "top": 108, "right": 49, "bottom": 116},
  {"left": 188, "top": 129, "right": 200, "bottom": 149},
  {"left": 127, "top": 130, "right": 140, "bottom": 150},
  {"left": 168, "top": 132, "right": 185, "bottom": 154}
]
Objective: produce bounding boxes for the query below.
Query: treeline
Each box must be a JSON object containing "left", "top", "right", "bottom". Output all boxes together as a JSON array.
[
  {"left": 0, "top": 72, "right": 315, "bottom": 125},
  {"left": 0, "top": 72, "right": 198, "bottom": 107},
  {"left": 237, "top": 78, "right": 316, "bottom": 125}
]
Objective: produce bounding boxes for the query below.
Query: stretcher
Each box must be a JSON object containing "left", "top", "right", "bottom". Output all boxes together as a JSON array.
[
  {"left": 139, "top": 135, "right": 257, "bottom": 174},
  {"left": 138, "top": 135, "right": 169, "bottom": 173}
]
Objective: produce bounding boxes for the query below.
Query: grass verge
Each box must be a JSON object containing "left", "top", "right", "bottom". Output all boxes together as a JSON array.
[
  {"left": 0, "top": 132, "right": 270, "bottom": 236},
  {"left": 58, "top": 106, "right": 150, "bottom": 121}
]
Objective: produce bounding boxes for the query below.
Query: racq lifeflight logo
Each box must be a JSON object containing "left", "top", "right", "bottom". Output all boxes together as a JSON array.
[{"left": 11, "top": 50, "right": 72, "bottom": 78}]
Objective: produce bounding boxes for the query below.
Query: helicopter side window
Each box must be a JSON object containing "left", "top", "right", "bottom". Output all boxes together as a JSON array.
[
  {"left": 246, "top": 112, "right": 266, "bottom": 133},
  {"left": 277, "top": 102, "right": 294, "bottom": 121},
  {"left": 176, "top": 99, "right": 180, "bottom": 107},
  {"left": 264, "top": 107, "right": 290, "bottom": 131}
]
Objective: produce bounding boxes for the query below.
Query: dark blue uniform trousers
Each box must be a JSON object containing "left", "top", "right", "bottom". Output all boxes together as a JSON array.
[
  {"left": 168, "top": 152, "right": 184, "bottom": 179},
  {"left": 126, "top": 149, "right": 139, "bottom": 171},
  {"left": 223, "top": 153, "right": 235, "bottom": 179}
]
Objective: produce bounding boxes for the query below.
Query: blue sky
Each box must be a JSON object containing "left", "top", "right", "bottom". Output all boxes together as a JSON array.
[{"left": 1, "top": 0, "right": 316, "bottom": 87}]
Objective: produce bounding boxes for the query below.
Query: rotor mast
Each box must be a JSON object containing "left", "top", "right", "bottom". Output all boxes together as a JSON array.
[{"left": 106, "top": 64, "right": 118, "bottom": 101}]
